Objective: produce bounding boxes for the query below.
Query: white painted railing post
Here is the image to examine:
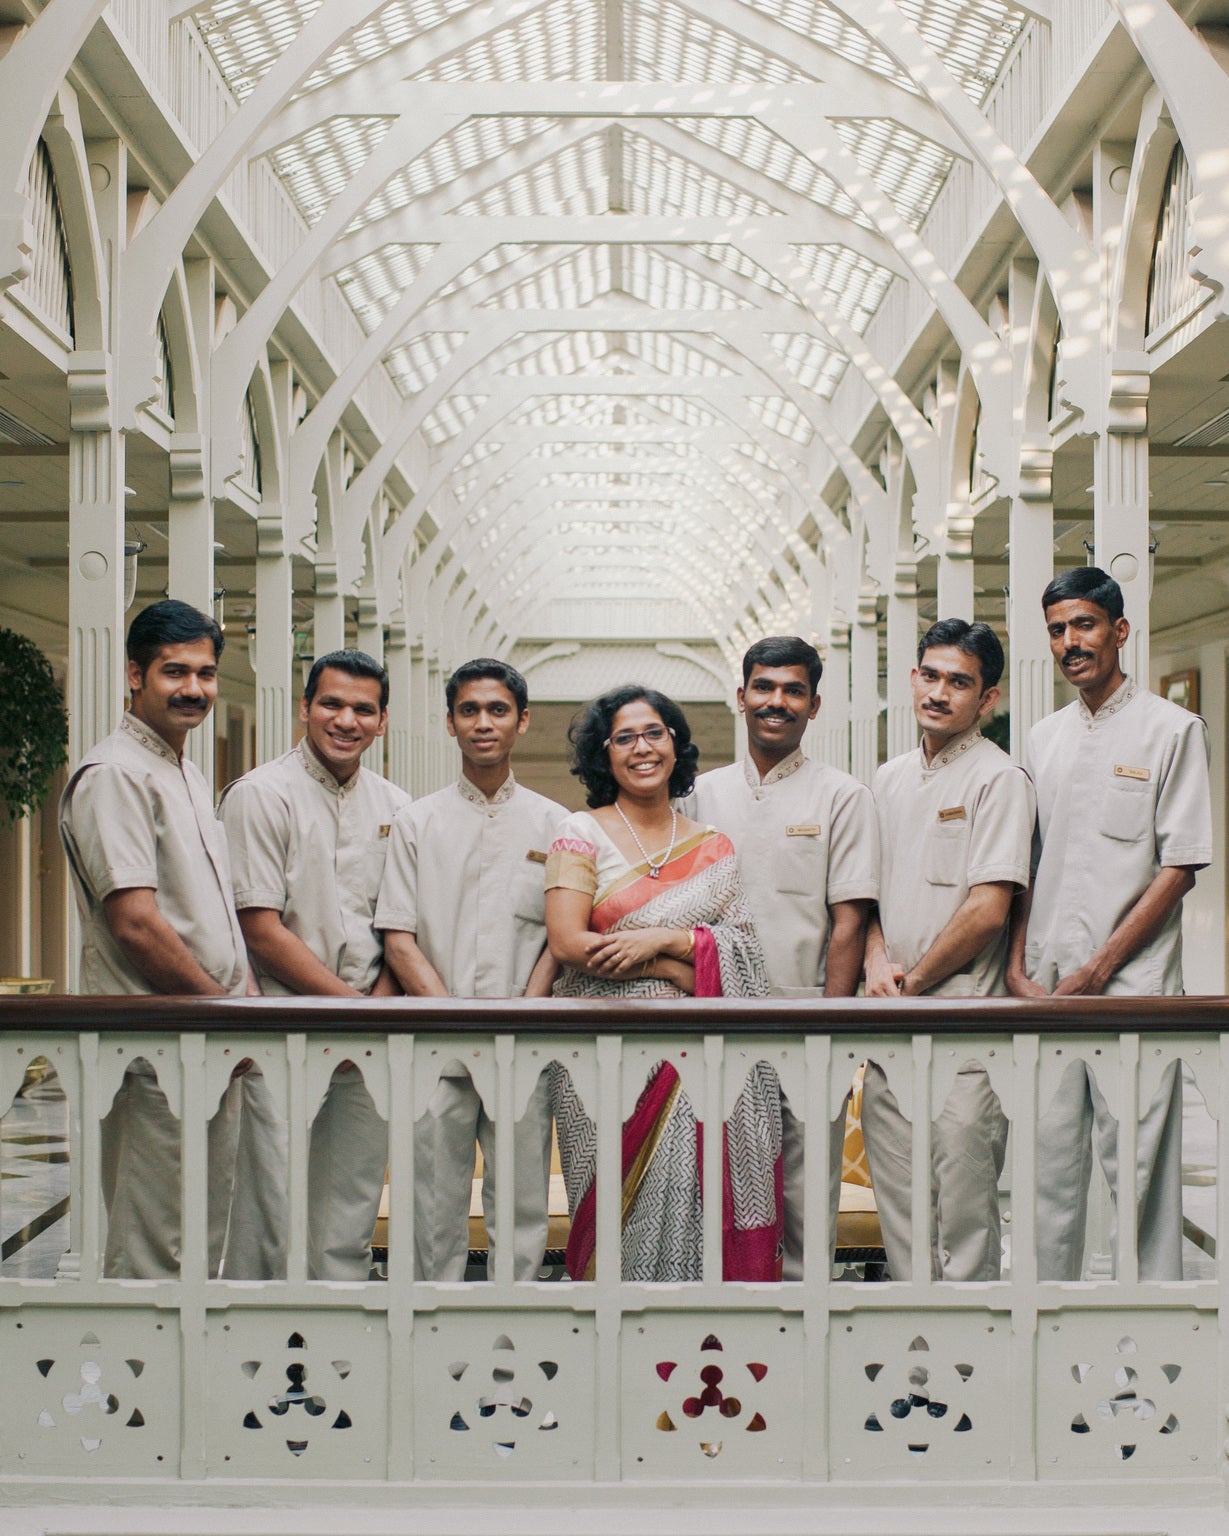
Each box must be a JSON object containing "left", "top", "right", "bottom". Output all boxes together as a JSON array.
[
  {"left": 387, "top": 1031, "right": 415, "bottom": 1479},
  {"left": 594, "top": 1032, "right": 622, "bottom": 1481}
]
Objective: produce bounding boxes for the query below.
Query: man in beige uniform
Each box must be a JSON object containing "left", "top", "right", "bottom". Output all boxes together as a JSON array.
[
  {"left": 58, "top": 599, "right": 277, "bottom": 1278},
  {"left": 218, "top": 649, "right": 410, "bottom": 1280},
  {"left": 682, "top": 635, "right": 878, "bottom": 1278},
  {"left": 376, "top": 659, "right": 566, "bottom": 1280},
  {"left": 1008, "top": 566, "right": 1212, "bottom": 1280},
  {"left": 863, "top": 619, "right": 1035, "bottom": 1281}
]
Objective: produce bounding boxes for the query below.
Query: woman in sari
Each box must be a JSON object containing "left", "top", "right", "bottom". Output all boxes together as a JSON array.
[{"left": 544, "top": 684, "right": 781, "bottom": 1283}]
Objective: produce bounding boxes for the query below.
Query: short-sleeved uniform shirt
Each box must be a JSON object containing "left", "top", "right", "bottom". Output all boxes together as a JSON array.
[
  {"left": 874, "top": 725, "right": 1035, "bottom": 998},
  {"left": 374, "top": 773, "right": 567, "bottom": 999},
  {"left": 683, "top": 750, "right": 879, "bottom": 989},
  {"left": 58, "top": 712, "right": 247, "bottom": 996},
  {"left": 1026, "top": 677, "right": 1212, "bottom": 995},
  {"left": 217, "top": 739, "right": 411, "bottom": 996}
]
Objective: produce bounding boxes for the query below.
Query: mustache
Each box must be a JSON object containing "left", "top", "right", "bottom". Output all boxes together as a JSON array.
[
  {"left": 922, "top": 701, "right": 951, "bottom": 713},
  {"left": 169, "top": 697, "right": 209, "bottom": 711},
  {"left": 752, "top": 709, "right": 792, "bottom": 721},
  {"left": 1062, "top": 649, "right": 1093, "bottom": 666}
]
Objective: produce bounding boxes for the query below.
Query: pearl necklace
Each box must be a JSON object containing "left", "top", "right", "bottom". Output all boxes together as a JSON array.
[{"left": 614, "top": 800, "right": 677, "bottom": 879}]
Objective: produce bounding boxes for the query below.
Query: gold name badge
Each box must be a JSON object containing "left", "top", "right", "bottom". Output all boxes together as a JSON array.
[
  {"left": 525, "top": 849, "right": 548, "bottom": 864},
  {"left": 378, "top": 824, "right": 391, "bottom": 837},
  {"left": 937, "top": 806, "right": 967, "bottom": 822},
  {"left": 786, "top": 824, "right": 822, "bottom": 837},
  {"left": 1114, "top": 764, "right": 1151, "bottom": 782}
]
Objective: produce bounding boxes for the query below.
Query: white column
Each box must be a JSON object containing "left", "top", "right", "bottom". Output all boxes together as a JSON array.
[
  {"left": 428, "top": 658, "right": 449, "bottom": 791},
  {"left": 885, "top": 559, "right": 918, "bottom": 761},
  {"left": 166, "top": 256, "right": 218, "bottom": 782},
  {"left": 850, "top": 586, "right": 879, "bottom": 786},
  {"left": 167, "top": 435, "right": 216, "bottom": 783},
  {"left": 312, "top": 556, "right": 345, "bottom": 659},
  {"left": 254, "top": 512, "right": 293, "bottom": 764},
  {"left": 384, "top": 617, "right": 411, "bottom": 792},
  {"left": 936, "top": 508, "right": 975, "bottom": 621},
  {"left": 67, "top": 138, "right": 127, "bottom": 768},
  {"left": 1095, "top": 364, "right": 1152, "bottom": 686},
  {"left": 1008, "top": 448, "right": 1055, "bottom": 762},
  {"left": 819, "top": 619, "right": 851, "bottom": 773},
  {"left": 409, "top": 645, "right": 429, "bottom": 796},
  {"left": 357, "top": 591, "right": 385, "bottom": 775},
  {"left": 67, "top": 358, "right": 126, "bottom": 765}
]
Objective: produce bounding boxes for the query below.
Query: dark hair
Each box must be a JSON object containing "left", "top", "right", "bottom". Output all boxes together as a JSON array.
[
  {"left": 568, "top": 685, "right": 700, "bottom": 807},
  {"left": 304, "top": 649, "right": 389, "bottom": 709},
  {"left": 126, "top": 599, "right": 224, "bottom": 675},
  {"left": 741, "top": 635, "right": 823, "bottom": 693},
  {"left": 917, "top": 618, "right": 1004, "bottom": 691},
  {"left": 446, "top": 658, "right": 529, "bottom": 717},
  {"left": 1041, "top": 564, "right": 1125, "bottom": 621}
]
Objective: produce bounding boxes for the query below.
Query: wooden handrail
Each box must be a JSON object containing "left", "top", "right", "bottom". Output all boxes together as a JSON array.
[{"left": 1, "top": 993, "right": 1226, "bottom": 1033}]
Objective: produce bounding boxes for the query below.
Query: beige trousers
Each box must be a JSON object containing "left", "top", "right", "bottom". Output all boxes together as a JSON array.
[
  {"left": 413, "top": 1067, "right": 552, "bottom": 1281},
  {"left": 860, "top": 1059, "right": 1008, "bottom": 1282}
]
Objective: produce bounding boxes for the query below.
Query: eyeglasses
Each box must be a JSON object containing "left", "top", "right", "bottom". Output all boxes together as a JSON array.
[{"left": 603, "top": 724, "right": 676, "bottom": 752}]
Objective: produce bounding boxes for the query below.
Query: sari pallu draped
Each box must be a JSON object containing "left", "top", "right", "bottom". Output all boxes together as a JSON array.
[{"left": 547, "top": 826, "right": 782, "bottom": 1282}]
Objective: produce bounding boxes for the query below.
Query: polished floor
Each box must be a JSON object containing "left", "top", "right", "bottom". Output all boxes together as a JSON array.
[
  {"left": 0, "top": 1065, "right": 1218, "bottom": 1281},
  {"left": 1, "top": 1064, "right": 70, "bottom": 1279}
]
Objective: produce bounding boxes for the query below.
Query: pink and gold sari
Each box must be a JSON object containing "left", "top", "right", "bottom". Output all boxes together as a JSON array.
[{"left": 546, "top": 825, "right": 781, "bottom": 1282}]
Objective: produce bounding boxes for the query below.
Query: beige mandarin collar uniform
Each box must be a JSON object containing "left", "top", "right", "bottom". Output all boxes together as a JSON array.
[
  {"left": 684, "top": 748, "right": 879, "bottom": 991},
  {"left": 1026, "top": 675, "right": 1213, "bottom": 994},
  {"left": 1026, "top": 678, "right": 1212, "bottom": 1284},
  {"left": 374, "top": 770, "right": 566, "bottom": 1283},
  {"left": 873, "top": 723, "right": 1035, "bottom": 998},
  {"left": 375, "top": 770, "right": 565, "bottom": 999},
  {"left": 685, "top": 746, "right": 878, "bottom": 1281},
  {"left": 217, "top": 737, "right": 410, "bottom": 996},
  {"left": 59, "top": 711, "right": 246, "bottom": 996},
  {"left": 57, "top": 712, "right": 272, "bottom": 1282},
  {"left": 862, "top": 724, "right": 1033, "bottom": 1283}
]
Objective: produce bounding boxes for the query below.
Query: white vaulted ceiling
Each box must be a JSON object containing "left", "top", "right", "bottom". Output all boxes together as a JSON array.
[{"left": 184, "top": 0, "right": 1033, "bottom": 645}]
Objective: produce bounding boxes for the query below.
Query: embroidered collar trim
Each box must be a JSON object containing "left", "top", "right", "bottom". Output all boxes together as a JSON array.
[
  {"left": 297, "top": 737, "right": 361, "bottom": 795},
  {"left": 120, "top": 712, "right": 179, "bottom": 764},
  {"left": 744, "top": 747, "right": 806, "bottom": 788},
  {"left": 921, "top": 723, "right": 984, "bottom": 772},
  {"left": 1079, "top": 674, "right": 1136, "bottom": 723},
  {"left": 457, "top": 771, "right": 516, "bottom": 808}
]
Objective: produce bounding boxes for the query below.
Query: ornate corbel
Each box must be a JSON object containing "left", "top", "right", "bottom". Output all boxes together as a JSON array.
[
  {"left": 66, "top": 351, "right": 112, "bottom": 432},
  {"left": 1017, "top": 442, "right": 1054, "bottom": 504},
  {"left": 169, "top": 433, "right": 206, "bottom": 504},
  {"left": 257, "top": 507, "right": 286, "bottom": 560},
  {"left": 1106, "top": 358, "right": 1151, "bottom": 435}
]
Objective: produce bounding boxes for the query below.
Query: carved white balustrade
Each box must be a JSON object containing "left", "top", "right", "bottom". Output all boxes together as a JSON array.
[{"left": 0, "top": 994, "right": 1223, "bottom": 1526}]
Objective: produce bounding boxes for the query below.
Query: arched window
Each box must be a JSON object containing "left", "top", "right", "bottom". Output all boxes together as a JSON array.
[
  {"left": 1146, "top": 143, "right": 1201, "bottom": 338},
  {"left": 24, "top": 141, "right": 74, "bottom": 340},
  {"left": 155, "top": 313, "right": 175, "bottom": 422},
  {"left": 1047, "top": 322, "right": 1062, "bottom": 424},
  {"left": 239, "top": 389, "right": 262, "bottom": 497}
]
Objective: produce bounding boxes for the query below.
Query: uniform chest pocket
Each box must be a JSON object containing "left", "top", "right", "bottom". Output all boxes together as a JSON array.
[
  {"left": 776, "top": 831, "right": 826, "bottom": 898},
  {"left": 513, "top": 861, "right": 547, "bottom": 923},
  {"left": 923, "top": 822, "right": 967, "bottom": 887},
  {"left": 349, "top": 834, "right": 391, "bottom": 896},
  {"left": 1098, "top": 783, "right": 1153, "bottom": 843}
]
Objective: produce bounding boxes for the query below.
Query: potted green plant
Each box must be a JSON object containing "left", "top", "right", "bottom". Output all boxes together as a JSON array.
[{"left": 0, "top": 627, "right": 68, "bottom": 996}]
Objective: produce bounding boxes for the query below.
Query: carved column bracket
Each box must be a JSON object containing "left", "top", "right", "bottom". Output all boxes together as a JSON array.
[
  {"left": 257, "top": 508, "right": 287, "bottom": 561},
  {"left": 169, "top": 434, "right": 207, "bottom": 504},
  {"left": 1107, "top": 358, "right": 1151, "bottom": 435},
  {"left": 66, "top": 352, "right": 112, "bottom": 433},
  {"left": 1018, "top": 444, "right": 1053, "bottom": 505}
]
